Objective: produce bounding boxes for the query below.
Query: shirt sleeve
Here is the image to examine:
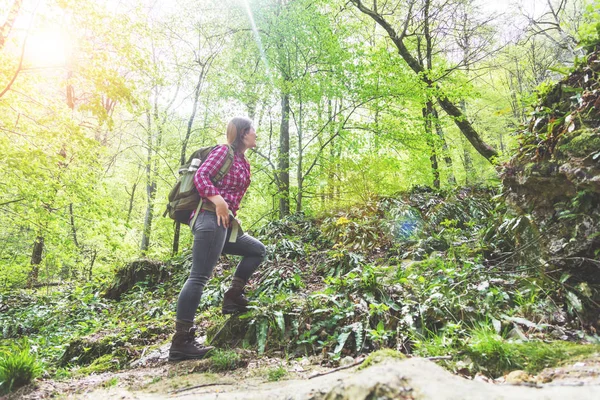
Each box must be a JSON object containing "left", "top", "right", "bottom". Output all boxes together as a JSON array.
[{"left": 193, "top": 145, "right": 228, "bottom": 198}]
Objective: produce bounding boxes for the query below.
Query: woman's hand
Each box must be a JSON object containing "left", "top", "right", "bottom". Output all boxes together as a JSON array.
[{"left": 208, "top": 195, "right": 230, "bottom": 228}]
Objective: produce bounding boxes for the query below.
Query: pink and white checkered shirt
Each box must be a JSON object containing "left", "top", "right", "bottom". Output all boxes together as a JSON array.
[{"left": 193, "top": 144, "right": 251, "bottom": 215}]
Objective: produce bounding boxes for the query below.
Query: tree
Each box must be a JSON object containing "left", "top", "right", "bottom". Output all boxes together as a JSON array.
[{"left": 350, "top": 0, "right": 499, "bottom": 163}]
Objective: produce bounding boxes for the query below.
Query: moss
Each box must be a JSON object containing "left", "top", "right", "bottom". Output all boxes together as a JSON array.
[
  {"left": 75, "top": 354, "right": 121, "bottom": 375},
  {"left": 558, "top": 129, "right": 600, "bottom": 157},
  {"left": 467, "top": 334, "right": 600, "bottom": 377},
  {"left": 358, "top": 349, "right": 406, "bottom": 370}
]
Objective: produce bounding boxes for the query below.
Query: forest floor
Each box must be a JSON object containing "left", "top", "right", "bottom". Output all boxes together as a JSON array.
[{"left": 11, "top": 341, "right": 600, "bottom": 400}]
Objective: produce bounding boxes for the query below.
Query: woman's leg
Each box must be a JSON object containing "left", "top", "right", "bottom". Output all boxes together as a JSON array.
[
  {"left": 176, "top": 211, "right": 228, "bottom": 322},
  {"left": 221, "top": 233, "right": 266, "bottom": 314},
  {"left": 170, "top": 211, "right": 227, "bottom": 361},
  {"left": 222, "top": 233, "right": 266, "bottom": 280}
]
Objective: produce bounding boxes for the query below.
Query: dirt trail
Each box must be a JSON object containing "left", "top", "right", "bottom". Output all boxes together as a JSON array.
[{"left": 13, "top": 352, "right": 600, "bottom": 400}]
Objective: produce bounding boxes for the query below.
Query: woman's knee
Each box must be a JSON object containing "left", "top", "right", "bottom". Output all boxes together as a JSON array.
[
  {"left": 255, "top": 241, "right": 266, "bottom": 260},
  {"left": 186, "top": 273, "right": 210, "bottom": 290}
]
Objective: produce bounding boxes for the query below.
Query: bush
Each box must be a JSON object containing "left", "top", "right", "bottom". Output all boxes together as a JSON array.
[
  {"left": 267, "top": 365, "right": 287, "bottom": 381},
  {"left": 209, "top": 349, "right": 241, "bottom": 372},
  {"left": 0, "top": 344, "right": 41, "bottom": 394}
]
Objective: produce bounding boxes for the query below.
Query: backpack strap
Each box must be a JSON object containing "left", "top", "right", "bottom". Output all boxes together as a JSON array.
[
  {"left": 189, "top": 198, "right": 203, "bottom": 230},
  {"left": 212, "top": 145, "right": 234, "bottom": 183},
  {"left": 189, "top": 145, "right": 235, "bottom": 230}
]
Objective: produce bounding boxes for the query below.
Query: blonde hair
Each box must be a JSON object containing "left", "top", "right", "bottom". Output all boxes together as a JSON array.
[{"left": 226, "top": 116, "right": 253, "bottom": 150}]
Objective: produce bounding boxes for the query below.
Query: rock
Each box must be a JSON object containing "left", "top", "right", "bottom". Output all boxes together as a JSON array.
[
  {"left": 505, "top": 370, "right": 533, "bottom": 385},
  {"left": 104, "top": 259, "right": 168, "bottom": 300},
  {"left": 339, "top": 356, "right": 355, "bottom": 367},
  {"left": 507, "top": 326, "right": 528, "bottom": 341}
]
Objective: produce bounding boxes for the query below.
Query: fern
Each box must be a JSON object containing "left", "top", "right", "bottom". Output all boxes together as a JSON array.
[
  {"left": 274, "top": 311, "right": 285, "bottom": 335},
  {"left": 352, "top": 322, "right": 365, "bottom": 353},
  {"left": 256, "top": 319, "right": 268, "bottom": 355}
]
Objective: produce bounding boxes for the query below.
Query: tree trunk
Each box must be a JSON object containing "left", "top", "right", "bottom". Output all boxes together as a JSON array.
[
  {"left": 459, "top": 99, "right": 474, "bottom": 183},
  {"left": 141, "top": 109, "right": 157, "bottom": 254},
  {"left": 69, "top": 203, "right": 79, "bottom": 248},
  {"left": 0, "top": 0, "right": 23, "bottom": 51},
  {"left": 432, "top": 107, "right": 456, "bottom": 185},
  {"left": 327, "top": 99, "right": 335, "bottom": 201},
  {"left": 296, "top": 98, "right": 303, "bottom": 213},
  {"left": 171, "top": 223, "right": 181, "bottom": 256},
  {"left": 279, "top": 92, "right": 290, "bottom": 218},
  {"left": 88, "top": 249, "right": 97, "bottom": 281},
  {"left": 126, "top": 181, "right": 137, "bottom": 225},
  {"left": 27, "top": 235, "right": 44, "bottom": 288},
  {"left": 423, "top": 101, "right": 440, "bottom": 189}
]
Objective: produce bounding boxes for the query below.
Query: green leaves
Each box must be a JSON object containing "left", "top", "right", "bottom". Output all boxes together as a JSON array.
[{"left": 0, "top": 342, "right": 41, "bottom": 395}]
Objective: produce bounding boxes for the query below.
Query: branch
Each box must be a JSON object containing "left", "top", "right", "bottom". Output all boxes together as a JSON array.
[
  {"left": 0, "top": 198, "right": 24, "bottom": 207},
  {"left": 0, "top": 0, "right": 23, "bottom": 51},
  {"left": 302, "top": 100, "right": 365, "bottom": 179},
  {"left": 169, "top": 382, "right": 233, "bottom": 394},
  {"left": 250, "top": 148, "right": 281, "bottom": 187},
  {"left": 308, "top": 357, "right": 365, "bottom": 379},
  {"left": 0, "top": 33, "right": 27, "bottom": 98}
]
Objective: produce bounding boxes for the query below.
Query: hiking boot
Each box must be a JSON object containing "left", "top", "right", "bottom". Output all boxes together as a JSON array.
[
  {"left": 168, "top": 325, "right": 214, "bottom": 362},
  {"left": 222, "top": 277, "right": 249, "bottom": 315}
]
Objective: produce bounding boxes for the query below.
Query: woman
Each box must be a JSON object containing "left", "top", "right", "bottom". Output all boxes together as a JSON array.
[{"left": 169, "top": 116, "right": 266, "bottom": 362}]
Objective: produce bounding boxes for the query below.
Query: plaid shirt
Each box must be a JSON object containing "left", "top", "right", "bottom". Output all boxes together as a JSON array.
[{"left": 194, "top": 144, "right": 251, "bottom": 215}]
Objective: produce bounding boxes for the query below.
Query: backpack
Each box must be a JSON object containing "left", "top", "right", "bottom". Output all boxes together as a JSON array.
[{"left": 164, "top": 145, "right": 234, "bottom": 224}]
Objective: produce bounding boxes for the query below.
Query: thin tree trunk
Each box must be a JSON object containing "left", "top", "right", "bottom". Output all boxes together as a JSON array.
[
  {"left": 126, "top": 181, "right": 137, "bottom": 225},
  {"left": 423, "top": 102, "right": 440, "bottom": 189},
  {"left": 459, "top": 99, "right": 474, "bottom": 184},
  {"left": 88, "top": 249, "right": 97, "bottom": 281},
  {"left": 27, "top": 235, "right": 44, "bottom": 288},
  {"left": 423, "top": 1, "right": 439, "bottom": 189},
  {"left": 432, "top": 107, "right": 456, "bottom": 185},
  {"left": 0, "top": 0, "right": 23, "bottom": 50},
  {"left": 279, "top": 92, "right": 290, "bottom": 218},
  {"left": 141, "top": 109, "right": 157, "bottom": 254},
  {"left": 327, "top": 99, "right": 335, "bottom": 201},
  {"left": 69, "top": 203, "right": 79, "bottom": 248},
  {"left": 296, "top": 98, "right": 303, "bottom": 213}
]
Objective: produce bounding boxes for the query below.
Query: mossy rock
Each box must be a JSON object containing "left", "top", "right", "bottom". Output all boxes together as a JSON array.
[
  {"left": 57, "top": 324, "right": 168, "bottom": 368},
  {"left": 359, "top": 349, "right": 406, "bottom": 370},
  {"left": 59, "top": 332, "right": 133, "bottom": 367},
  {"left": 104, "top": 258, "right": 168, "bottom": 300},
  {"left": 558, "top": 129, "right": 600, "bottom": 158},
  {"left": 206, "top": 316, "right": 251, "bottom": 348}
]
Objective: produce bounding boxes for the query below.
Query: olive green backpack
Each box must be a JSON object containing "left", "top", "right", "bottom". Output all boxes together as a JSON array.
[{"left": 164, "top": 145, "right": 234, "bottom": 224}]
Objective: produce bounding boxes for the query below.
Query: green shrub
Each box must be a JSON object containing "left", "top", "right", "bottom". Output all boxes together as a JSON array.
[
  {"left": 267, "top": 365, "right": 287, "bottom": 381},
  {"left": 209, "top": 349, "right": 241, "bottom": 372},
  {"left": 465, "top": 325, "right": 600, "bottom": 377},
  {"left": 0, "top": 344, "right": 41, "bottom": 394}
]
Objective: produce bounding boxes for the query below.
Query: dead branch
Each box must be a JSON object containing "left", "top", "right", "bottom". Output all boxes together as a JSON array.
[{"left": 308, "top": 358, "right": 365, "bottom": 379}]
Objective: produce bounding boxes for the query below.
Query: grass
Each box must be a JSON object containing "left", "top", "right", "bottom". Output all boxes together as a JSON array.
[
  {"left": 267, "top": 365, "right": 287, "bottom": 381},
  {"left": 0, "top": 344, "right": 41, "bottom": 395},
  {"left": 209, "top": 349, "right": 241, "bottom": 372},
  {"left": 415, "top": 324, "right": 600, "bottom": 378},
  {"left": 103, "top": 377, "right": 119, "bottom": 387}
]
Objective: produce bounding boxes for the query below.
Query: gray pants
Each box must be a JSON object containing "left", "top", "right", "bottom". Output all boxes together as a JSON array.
[{"left": 176, "top": 211, "right": 266, "bottom": 323}]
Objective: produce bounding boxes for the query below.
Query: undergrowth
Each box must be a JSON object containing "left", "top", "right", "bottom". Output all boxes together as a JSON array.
[
  {"left": 1, "top": 186, "right": 599, "bottom": 392},
  {"left": 0, "top": 342, "right": 41, "bottom": 395}
]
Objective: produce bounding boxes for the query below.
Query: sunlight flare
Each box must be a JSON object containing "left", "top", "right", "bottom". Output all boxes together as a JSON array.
[{"left": 25, "top": 29, "right": 71, "bottom": 68}]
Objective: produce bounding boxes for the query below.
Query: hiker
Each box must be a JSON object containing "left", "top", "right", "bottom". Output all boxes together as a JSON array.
[{"left": 169, "top": 116, "right": 266, "bottom": 361}]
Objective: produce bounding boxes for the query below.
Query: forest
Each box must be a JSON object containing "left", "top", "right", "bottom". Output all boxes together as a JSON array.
[{"left": 1, "top": 0, "right": 600, "bottom": 398}]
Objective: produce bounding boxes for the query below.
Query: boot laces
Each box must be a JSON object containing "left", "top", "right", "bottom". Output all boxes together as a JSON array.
[{"left": 185, "top": 327, "right": 205, "bottom": 349}]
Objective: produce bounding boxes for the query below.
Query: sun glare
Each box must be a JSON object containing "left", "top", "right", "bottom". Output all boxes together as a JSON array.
[{"left": 25, "top": 29, "right": 71, "bottom": 68}]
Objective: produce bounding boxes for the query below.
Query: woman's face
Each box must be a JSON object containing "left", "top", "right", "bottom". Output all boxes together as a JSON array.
[{"left": 242, "top": 127, "right": 257, "bottom": 149}]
